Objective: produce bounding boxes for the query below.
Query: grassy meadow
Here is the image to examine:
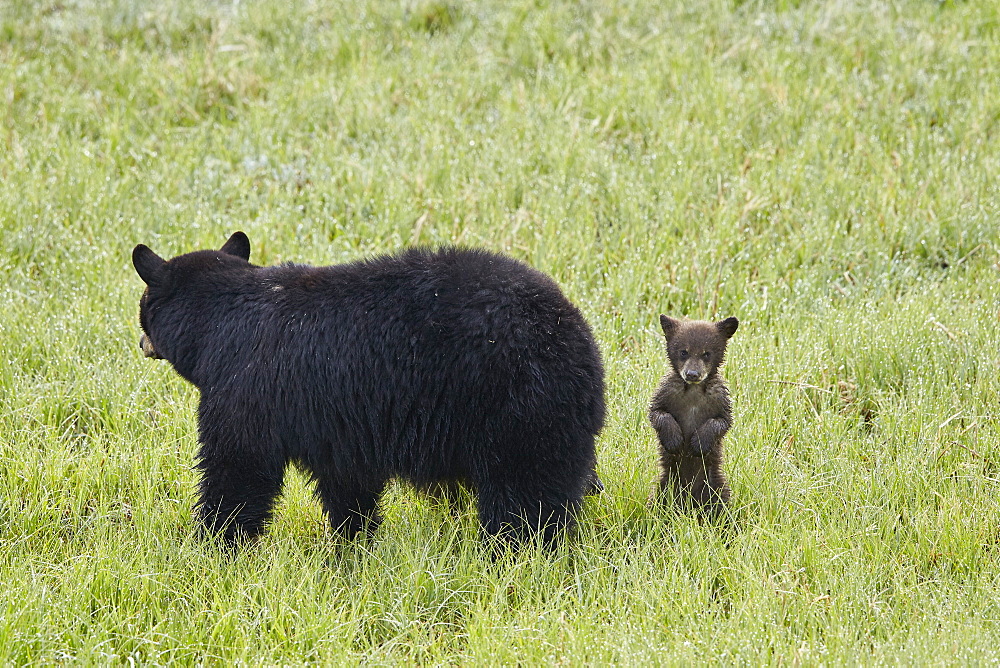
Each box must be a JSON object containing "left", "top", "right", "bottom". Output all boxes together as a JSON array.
[{"left": 2, "top": 0, "right": 999, "bottom": 663}]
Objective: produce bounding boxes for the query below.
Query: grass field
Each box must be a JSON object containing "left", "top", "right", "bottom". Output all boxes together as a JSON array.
[{"left": 2, "top": 0, "right": 999, "bottom": 663}]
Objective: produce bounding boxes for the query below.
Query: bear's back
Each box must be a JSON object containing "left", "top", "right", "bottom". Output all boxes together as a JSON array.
[
  {"left": 241, "top": 247, "right": 604, "bottom": 473},
  {"left": 261, "top": 247, "right": 587, "bottom": 362}
]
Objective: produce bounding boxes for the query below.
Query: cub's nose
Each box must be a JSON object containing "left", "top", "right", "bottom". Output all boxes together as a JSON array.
[{"left": 683, "top": 368, "right": 702, "bottom": 383}]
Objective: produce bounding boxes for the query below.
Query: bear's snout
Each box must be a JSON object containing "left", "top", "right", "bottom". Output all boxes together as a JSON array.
[
  {"left": 139, "top": 334, "right": 162, "bottom": 359},
  {"left": 682, "top": 365, "right": 706, "bottom": 384}
]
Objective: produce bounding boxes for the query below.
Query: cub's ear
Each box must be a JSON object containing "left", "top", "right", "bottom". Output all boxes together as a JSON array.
[
  {"left": 220, "top": 231, "right": 251, "bottom": 260},
  {"left": 716, "top": 316, "right": 739, "bottom": 339},
  {"left": 659, "top": 315, "right": 679, "bottom": 341},
  {"left": 132, "top": 245, "right": 166, "bottom": 285}
]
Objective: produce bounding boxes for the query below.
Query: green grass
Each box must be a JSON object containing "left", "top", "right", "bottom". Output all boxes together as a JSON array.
[{"left": 2, "top": 0, "right": 999, "bottom": 663}]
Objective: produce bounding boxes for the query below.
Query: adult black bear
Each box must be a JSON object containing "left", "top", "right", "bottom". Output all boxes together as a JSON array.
[
  {"left": 132, "top": 232, "right": 605, "bottom": 547},
  {"left": 649, "top": 315, "right": 738, "bottom": 514}
]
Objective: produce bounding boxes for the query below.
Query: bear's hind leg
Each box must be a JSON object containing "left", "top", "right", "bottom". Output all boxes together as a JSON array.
[
  {"left": 476, "top": 481, "right": 581, "bottom": 548},
  {"left": 473, "top": 429, "right": 593, "bottom": 547},
  {"left": 698, "top": 461, "right": 731, "bottom": 512},
  {"left": 585, "top": 469, "right": 605, "bottom": 495},
  {"left": 473, "top": 444, "right": 587, "bottom": 548},
  {"left": 314, "top": 476, "right": 384, "bottom": 539},
  {"left": 660, "top": 454, "right": 730, "bottom": 515}
]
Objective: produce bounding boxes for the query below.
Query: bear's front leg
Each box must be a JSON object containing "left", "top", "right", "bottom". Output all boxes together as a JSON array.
[
  {"left": 649, "top": 409, "right": 683, "bottom": 453},
  {"left": 195, "top": 451, "right": 286, "bottom": 544},
  {"left": 689, "top": 416, "right": 731, "bottom": 455},
  {"left": 194, "top": 398, "right": 287, "bottom": 544}
]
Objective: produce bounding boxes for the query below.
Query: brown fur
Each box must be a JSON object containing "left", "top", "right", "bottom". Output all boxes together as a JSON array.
[{"left": 649, "top": 315, "right": 738, "bottom": 514}]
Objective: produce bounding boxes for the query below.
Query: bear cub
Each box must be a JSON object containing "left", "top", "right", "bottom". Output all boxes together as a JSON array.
[
  {"left": 132, "top": 232, "right": 605, "bottom": 548},
  {"left": 649, "top": 315, "right": 739, "bottom": 513}
]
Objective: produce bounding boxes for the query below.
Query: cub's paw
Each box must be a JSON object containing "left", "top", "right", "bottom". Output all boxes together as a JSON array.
[
  {"left": 657, "top": 432, "right": 684, "bottom": 453},
  {"left": 689, "top": 431, "right": 715, "bottom": 455}
]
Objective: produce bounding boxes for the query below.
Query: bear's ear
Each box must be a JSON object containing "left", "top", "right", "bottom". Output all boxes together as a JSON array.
[
  {"left": 220, "top": 231, "right": 251, "bottom": 261},
  {"left": 132, "top": 244, "right": 166, "bottom": 285},
  {"left": 659, "top": 315, "right": 679, "bottom": 341},
  {"left": 716, "top": 316, "right": 739, "bottom": 340}
]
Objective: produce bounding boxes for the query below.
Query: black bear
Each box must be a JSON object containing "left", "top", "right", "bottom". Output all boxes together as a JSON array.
[
  {"left": 132, "top": 232, "right": 605, "bottom": 547},
  {"left": 648, "top": 315, "right": 738, "bottom": 514}
]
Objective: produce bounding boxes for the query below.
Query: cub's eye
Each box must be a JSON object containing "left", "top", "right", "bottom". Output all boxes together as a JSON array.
[
  {"left": 702, "top": 352, "right": 711, "bottom": 360},
  {"left": 679, "top": 350, "right": 689, "bottom": 359}
]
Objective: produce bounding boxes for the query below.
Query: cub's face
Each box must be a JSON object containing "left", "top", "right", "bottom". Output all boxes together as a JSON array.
[{"left": 660, "top": 315, "right": 739, "bottom": 385}]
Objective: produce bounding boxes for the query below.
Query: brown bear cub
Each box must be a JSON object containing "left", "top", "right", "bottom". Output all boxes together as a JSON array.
[{"left": 649, "top": 315, "right": 739, "bottom": 514}]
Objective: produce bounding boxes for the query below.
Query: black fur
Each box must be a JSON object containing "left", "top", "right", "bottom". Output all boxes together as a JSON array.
[{"left": 133, "top": 232, "right": 605, "bottom": 547}]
